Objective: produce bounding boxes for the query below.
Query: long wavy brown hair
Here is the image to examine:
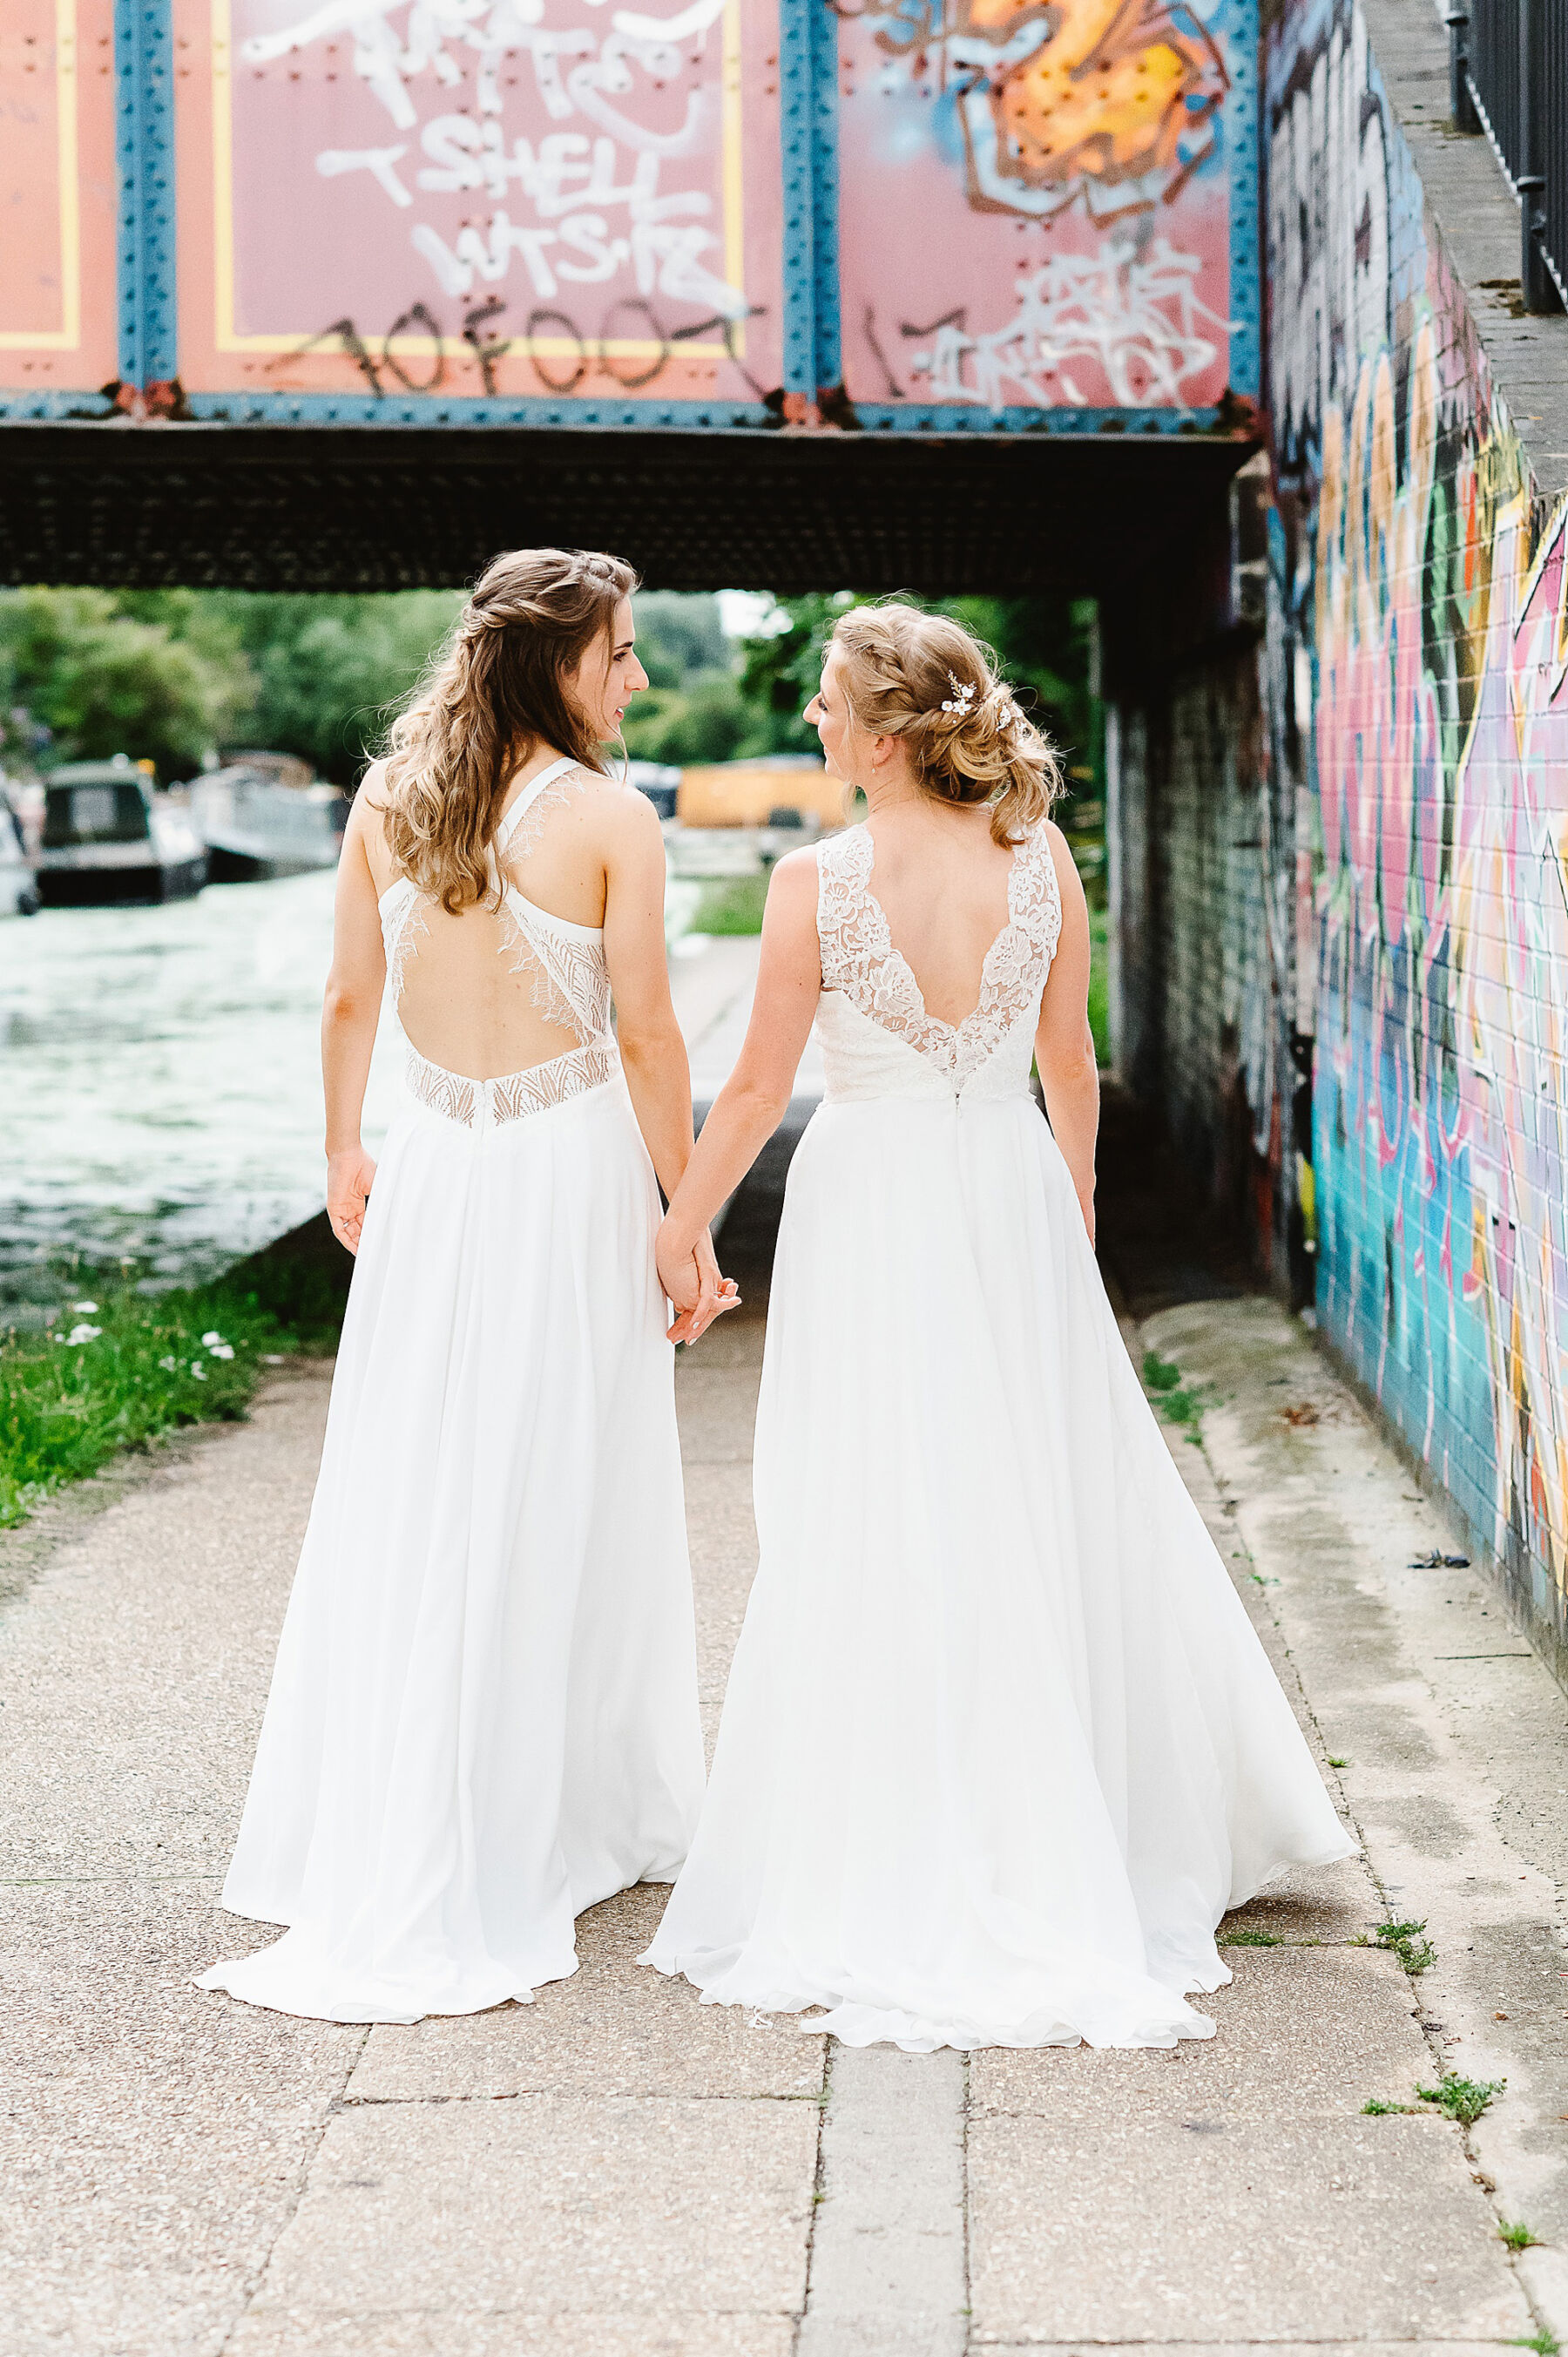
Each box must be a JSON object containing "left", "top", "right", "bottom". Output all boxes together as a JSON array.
[{"left": 382, "top": 546, "right": 638, "bottom": 912}]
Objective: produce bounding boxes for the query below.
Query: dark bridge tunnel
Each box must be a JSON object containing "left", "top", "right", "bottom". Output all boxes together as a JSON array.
[{"left": 0, "top": 423, "right": 1255, "bottom": 600}]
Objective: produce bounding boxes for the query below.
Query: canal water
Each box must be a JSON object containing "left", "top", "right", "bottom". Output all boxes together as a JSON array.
[
  {"left": 0, "top": 874, "right": 405, "bottom": 1309},
  {"left": 0, "top": 865, "right": 713, "bottom": 1312}
]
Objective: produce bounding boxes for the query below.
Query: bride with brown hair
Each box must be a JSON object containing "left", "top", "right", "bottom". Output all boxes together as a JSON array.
[
  {"left": 645, "top": 602, "right": 1352, "bottom": 2051},
  {"left": 199, "top": 548, "right": 732, "bottom": 2026}
]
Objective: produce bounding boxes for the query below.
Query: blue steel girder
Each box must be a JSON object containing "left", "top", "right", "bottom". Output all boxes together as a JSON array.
[{"left": 114, "top": 0, "right": 177, "bottom": 391}]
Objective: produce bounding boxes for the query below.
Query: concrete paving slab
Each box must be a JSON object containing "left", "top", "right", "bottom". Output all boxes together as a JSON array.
[
  {"left": 250, "top": 2096, "right": 819, "bottom": 2321},
  {"left": 972, "top": 1945, "right": 1433, "bottom": 2125},
  {"left": 0, "top": 1879, "right": 360, "bottom": 2357},
  {"left": 975, "top": 2346, "right": 1519, "bottom": 2355},
  {"left": 968, "top": 2113, "right": 1531, "bottom": 2344},
  {"left": 675, "top": 1364, "right": 762, "bottom": 1466},
  {"left": 1220, "top": 1853, "right": 1382, "bottom": 1941},
  {"left": 348, "top": 1885, "right": 823, "bottom": 2103},
  {"left": 227, "top": 2313, "right": 794, "bottom": 2356},
  {"left": 798, "top": 2045, "right": 966, "bottom": 2357},
  {"left": 1145, "top": 1294, "right": 1568, "bottom": 2326},
  {"left": 0, "top": 1373, "right": 328, "bottom": 1885}
]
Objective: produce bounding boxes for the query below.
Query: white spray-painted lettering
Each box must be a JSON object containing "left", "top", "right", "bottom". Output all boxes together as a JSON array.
[
  {"left": 242, "top": 0, "right": 744, "bottom": 322},
  {"left": 903, "top": 242, "right": 1228, "bottom": 410}
]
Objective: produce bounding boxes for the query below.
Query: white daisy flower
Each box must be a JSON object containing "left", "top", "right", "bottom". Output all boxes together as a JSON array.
[{"left": 65, "top": 1324, "right": 102, "bottom": 1346}]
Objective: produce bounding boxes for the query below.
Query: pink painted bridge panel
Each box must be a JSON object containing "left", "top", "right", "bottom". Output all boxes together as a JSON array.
[
  {"left": 174, "top": 0, "right": 783, "bottom": 408},
  {"left": 835, "top": 0, "right": 1236, "bottom": 415}
]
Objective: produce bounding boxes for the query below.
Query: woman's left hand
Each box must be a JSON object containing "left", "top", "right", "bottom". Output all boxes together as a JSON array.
[{"left": 659, "top": 1220, "right": 739, "bottom": 1344}]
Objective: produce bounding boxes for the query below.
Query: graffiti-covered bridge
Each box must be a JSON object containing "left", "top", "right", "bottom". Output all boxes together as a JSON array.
[{"left": 0, "top": 0, "right": 1260, "bottom": 585}]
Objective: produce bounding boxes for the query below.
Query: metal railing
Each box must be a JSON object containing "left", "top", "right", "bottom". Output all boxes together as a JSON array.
[{"left": 1445, "top": 0, "right": 1567, "bottom": 313}]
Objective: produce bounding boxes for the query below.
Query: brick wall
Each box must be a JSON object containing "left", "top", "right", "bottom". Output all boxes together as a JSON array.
[
  {"left": 1267, "top": 0, "right": 1568, "bottom": 1678},
  {"left": 1110, "top": 0, "right": 1568, "bottom": 1676}
]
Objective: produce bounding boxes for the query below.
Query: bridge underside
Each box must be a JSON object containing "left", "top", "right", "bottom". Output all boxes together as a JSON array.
[{"left": 0, "top": 423, "right": 1253, "bottom": 596}]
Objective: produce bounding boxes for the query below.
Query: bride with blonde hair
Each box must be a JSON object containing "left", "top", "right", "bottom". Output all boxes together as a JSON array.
[
  {"left": 645, "top": 601, "right": 1352, "bottom": 2051},
  {"left": 199, "top": 547, "right": 732, "bottom": 2026}
]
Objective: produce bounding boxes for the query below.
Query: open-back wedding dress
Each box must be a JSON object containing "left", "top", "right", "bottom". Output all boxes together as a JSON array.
[
  {"left": 645, "top": 819, "right": 1354, "bottom": 2052},
  {"left": 199, "top": 758, "right": 704, "bottom": 2023}
]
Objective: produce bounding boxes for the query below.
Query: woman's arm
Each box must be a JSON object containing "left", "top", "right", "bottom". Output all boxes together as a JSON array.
[
  {"left": 601, "top": 786, "right": 697, "bottom": 1202},
  {"left": 600, "top": 789, "right": 732, "bottom": 1341},
  {"left": 1034, "top": 821, "right": 1099, "bottom": 1245},
  {"left": 321, "top": 793, "right": 388, "bottom": 1255},
  {"left": 655, "top": 850, "right": 822, "bottom": 1295}
]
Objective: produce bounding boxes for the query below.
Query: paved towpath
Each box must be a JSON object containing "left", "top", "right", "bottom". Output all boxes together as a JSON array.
[{"left": 3, "top": 1276, "right": 1568, "bottom": 2354}]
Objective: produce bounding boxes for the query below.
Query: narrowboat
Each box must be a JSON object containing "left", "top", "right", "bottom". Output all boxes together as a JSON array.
[
  {"left": 0, "top": 790, "right": 38, "bottom": 917},
  {"left": 34, "top": 757, "right": 206, "bottom": 907},
  {"left": 192, "top": 762, "right": 348, "bottom": 884}
]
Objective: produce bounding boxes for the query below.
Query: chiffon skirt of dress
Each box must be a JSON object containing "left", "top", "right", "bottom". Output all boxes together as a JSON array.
[
  {"left": 645, "top": 1093, "right": 1355, "bottom": 2052},
  {"left": 198, "top": 1074, "right": 705, "bottom": 2023}
]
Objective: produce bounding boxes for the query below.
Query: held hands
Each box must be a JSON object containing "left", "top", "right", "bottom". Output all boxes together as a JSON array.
[
  {"left": 659, "top": 1219, "right": 740, "bottom": 1345},
  {"left": 327, "top": 1146, "right": 378, "bottom": 1256}
]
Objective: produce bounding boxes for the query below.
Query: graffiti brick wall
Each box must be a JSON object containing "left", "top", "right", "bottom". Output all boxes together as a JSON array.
[
  {"left": 1110, "top": 0, "right": 1568, "bottom": 1677},
  {"left": 1271, "top": 0, "right": 1568, "bottom": 1668},
  {"left": 1108, "top": 643, "right": 1301, "bottom": 1296}
]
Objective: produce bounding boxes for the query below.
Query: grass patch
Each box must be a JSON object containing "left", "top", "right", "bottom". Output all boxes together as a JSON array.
[
  {"left": 1416, "top": 2072, "right": 1505, "bottom": 2127},
  {"left": 1220, "top": 1928, "right": 1282, "bottom": 1947},
  {"left": 1511, "top": 2334, "right": 1559, "bottom": 2354},
  {"left": 0, "top": 1254, "right": 344, "bottom": 1530},
  {"left": 1499, "top": 2223, "right": 1541, "bottom": 2252},
  {"left": 691, "top": 873, "right": 769, "bottom": 935},
  {"left": 1088, "top": 903, "right": 1110, "bottom": 1068},
  {"left": 1367, "top": 1918, "right": 1438, "bottom": 1974},
  {"left": 1141, "top": 1350, "right": 1213, "bottom": 1444}
]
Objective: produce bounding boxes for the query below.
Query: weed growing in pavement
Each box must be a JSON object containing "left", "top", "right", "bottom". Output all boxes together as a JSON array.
[
  {"left": 0, "top": 1263, "right": 341, "bottom": 1529},
  {"left": 1499, "top": 2223, "right": 1541, "bottom": 2251},
  {"left": 1511, "top": 2335, "right": 1558, "bottom": 2354},
  {"left": 1141, "top": 1351, "right": 1214, "bottom": 1445},
  {"left": 1328, "top": 1755, "right": 1350, "bottom": 1767},
  {"left": 1220, "top": 1928, "right": 1281, "bottom": 1947},
  {"left": 1364, "top": 1918, "right": 1438, "bottom": 1974},
  {"left": 1362, "top": 2097, "right": 1410, "bottom": 2115},
  {"left": 1416, "top": 2072, "right": 1506, "bottom": 2127}
]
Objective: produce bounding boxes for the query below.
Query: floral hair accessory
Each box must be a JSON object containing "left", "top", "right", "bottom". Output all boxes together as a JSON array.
[
  {"left": 939, "top": 672, "right": 977, "bottom": 716},
  {"left": 997, "top": 695, "right": 1024, "bottom": 732}
]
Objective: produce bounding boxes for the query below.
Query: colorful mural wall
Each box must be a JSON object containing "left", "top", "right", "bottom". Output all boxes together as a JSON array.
[
  {"left": 1266, "top": 0, "right": 1568, "bottom": 1659},
  {"left": 835, "top": 0, "right": 1252, "bottom": 417}
]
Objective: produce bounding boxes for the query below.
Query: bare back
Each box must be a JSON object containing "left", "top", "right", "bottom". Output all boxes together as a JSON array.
[
  {"left": 366, "top": 757, "right": 613, "bottom": 1087},
  {"left": 859, "top": 804, "right": 1024, "bottom": 1026}
]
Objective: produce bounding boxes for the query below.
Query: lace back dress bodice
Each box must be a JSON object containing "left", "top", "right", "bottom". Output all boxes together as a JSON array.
[
  {"left": 814, "top": 822, "right": 1062, "bottom": 1104},
  {"left": 378, "top": 757, "right": 617, "bottom": 1130}
]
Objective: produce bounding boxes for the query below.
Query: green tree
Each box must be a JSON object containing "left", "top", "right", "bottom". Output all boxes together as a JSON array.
[
  {"left": 631, "top": 593, "right": 731, "bottom": 692},
  {"left": 735, "top": 593, "right": 865, "bottom": 754},
  {"left": 624, "top": 676, "right": 756, "bottom": 765},
  {"left": 215, "top": 592, "right": 463, "bottom": 782},
  {"left": 0, "top": 589, "right": 253, "bottom": 783}
]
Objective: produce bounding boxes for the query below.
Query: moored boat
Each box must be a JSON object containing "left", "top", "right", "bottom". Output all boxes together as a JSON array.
[
  {"left": 35, "top": 758, "right": 206, "bottom": 907},
  {"left": 0, "top": 789, "right": 39, "bottom": 917},
  {"left": 192, "top": 763, "right": 349, "bottom": 884}
]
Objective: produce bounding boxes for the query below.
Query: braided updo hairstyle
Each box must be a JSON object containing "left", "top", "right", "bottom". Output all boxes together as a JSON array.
[
  {"left": 382, "top": 545, "right": 637, "bottom": 913},
  {"left": 829, "top": 604, "right": 1061, "bottom": 846}
]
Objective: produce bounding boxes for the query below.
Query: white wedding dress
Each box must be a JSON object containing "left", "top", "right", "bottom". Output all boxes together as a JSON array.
[
  {"left": 645, "top": 820, "right": 1354, "bottom": 2052},
  {"left": 199, "top": 759, "right": 704, "bottom": 2023}
]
